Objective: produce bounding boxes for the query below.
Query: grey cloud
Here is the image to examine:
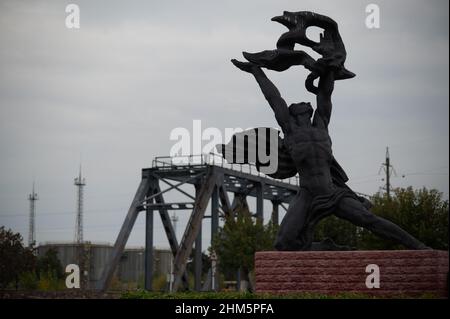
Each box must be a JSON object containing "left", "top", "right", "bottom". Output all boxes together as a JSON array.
[{"left": 0, "top": 0, "right": 448, "bottom": 248}]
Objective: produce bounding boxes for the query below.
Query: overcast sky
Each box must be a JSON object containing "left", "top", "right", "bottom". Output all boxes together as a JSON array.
[{"left": 0, "top": 0, "right": 448, "bottom": 250}]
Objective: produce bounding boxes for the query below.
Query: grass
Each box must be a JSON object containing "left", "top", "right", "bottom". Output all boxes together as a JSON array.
[{"left": 120, "top": 290, "right": 408, "bottom": 299}]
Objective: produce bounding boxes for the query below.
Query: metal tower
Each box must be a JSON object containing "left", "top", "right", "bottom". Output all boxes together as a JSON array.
[
  {"left": 28, "top": 182, "right": 38, "bottom": 247},
  {"left": 74, "top": 165, "right": 86, "bottom": 244}
]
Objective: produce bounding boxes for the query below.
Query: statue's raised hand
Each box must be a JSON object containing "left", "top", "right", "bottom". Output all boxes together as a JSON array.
[{"left": 231, "top": 59, "right": 259, "bottom": 73}]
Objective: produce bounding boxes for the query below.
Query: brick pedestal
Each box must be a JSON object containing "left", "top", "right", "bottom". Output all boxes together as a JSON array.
[{"left": 255, "top": 250, "right": 448, "bottom": 297}]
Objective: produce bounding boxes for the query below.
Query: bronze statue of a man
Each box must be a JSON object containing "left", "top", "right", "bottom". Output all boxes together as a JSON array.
[{"left": 224, "top": 11, "right": 428, "bottom": 251}]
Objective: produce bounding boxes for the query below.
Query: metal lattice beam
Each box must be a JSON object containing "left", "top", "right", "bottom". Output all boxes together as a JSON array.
[
  {"left": 147, "top": 202, "right": 195, "bottom": 210},
  {"left": 172, "top": 168, "right": 218, "bottom": 292},
  {"left": 150, "top": 177, "right": 190, "bottom": 290},
  {"left": 98, "top": 177, "right": 152, "bottom": 291},
  {"left": 98, "top": 159, "right": 299, "bottom": 292}
]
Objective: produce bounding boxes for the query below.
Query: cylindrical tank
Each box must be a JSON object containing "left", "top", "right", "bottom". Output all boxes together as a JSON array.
[{"left": 37, "top": 242, "right": 172, "bottom": 288}]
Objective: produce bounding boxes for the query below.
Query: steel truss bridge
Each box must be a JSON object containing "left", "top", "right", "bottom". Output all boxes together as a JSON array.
[{"left": 97, "top": 154, "right": 299, "bottom": 292}]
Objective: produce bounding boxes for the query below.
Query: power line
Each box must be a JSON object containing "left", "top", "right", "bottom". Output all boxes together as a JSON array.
[
  {"left": 0, "top": 208, "right": 128, "bottom": 218},
  {"left": 350, "top": 173, "right": 381, "bottom": 181},
  {"left": 404, "top": 172, "right": 449, "bottom": 177},
  {"left": 402, "top": 166, "right": 449, "bottom": 176},
  {"left": 349, "top": 178, "right": 382, "bottom": 185},
  {"left": 7, "top": 222, "right": 170, "bottom": 233}
]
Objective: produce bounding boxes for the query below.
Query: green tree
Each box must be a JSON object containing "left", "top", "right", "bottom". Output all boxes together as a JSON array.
[
  {"left": 359, "top": 187, "right": 449, "bottom": 250},
  {"left": 0, "top": 227, "right": 36, "bottom": 289},
  {"left": 186, "top": 250, "right": 211, "bottom": 277},
  {"left": 313, "top": 187, "right": 448, "bottom": 250},
  {"left": 212, "top": 207, "right": 278, "bottom": 291},
  {"left": 314, "top": 215, "right": 359, "bottom": 248},
  {"left": 36, "top": 248, "right": 64, "bottom": 280}
]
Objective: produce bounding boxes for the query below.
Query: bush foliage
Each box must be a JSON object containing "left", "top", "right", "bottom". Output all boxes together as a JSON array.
[{"left": 314, "top": 187, "right": 448, "bottom": 250}]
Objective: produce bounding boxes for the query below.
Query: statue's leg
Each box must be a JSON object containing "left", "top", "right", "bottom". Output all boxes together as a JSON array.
[
  {"left": 335, "top": 197, "right": 429, "bottom": 250},
  {"left": 274, "top": 189, "right": 312, "bottom": 251}
]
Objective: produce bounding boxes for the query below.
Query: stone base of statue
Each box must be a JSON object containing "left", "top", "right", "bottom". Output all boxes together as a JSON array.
[{"left": 255, "top": 250, "right": 448, "bottom": 297}]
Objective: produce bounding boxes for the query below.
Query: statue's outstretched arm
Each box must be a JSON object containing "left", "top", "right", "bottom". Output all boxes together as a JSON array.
[
  {"left": 231, "top": 59, "right": 290, "bottom": 133},
  {"left": 314, "top": 70, "right": 335, "bottom": 128}
]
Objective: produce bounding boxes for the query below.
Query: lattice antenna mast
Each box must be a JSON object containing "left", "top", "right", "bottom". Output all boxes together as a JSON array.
[
  {"left": 74, "top": 164, "right": 86, "bottom": 243},
  {"left": 28, "top": 182, "right": 38, "bottom": 247}
]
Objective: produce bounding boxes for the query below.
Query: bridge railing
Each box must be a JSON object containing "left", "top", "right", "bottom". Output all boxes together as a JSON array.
[{"left": 152, "top": 153, "right": 300, "bottom": 186}]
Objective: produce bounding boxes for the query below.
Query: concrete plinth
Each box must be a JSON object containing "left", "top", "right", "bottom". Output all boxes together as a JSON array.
[{"left": 255, "top": 250, "right": 448, "bottom": 297}]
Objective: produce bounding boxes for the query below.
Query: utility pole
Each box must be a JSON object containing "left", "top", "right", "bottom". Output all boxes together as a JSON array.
[
  {"left": 385, "top": 147, "right": 391, "bottom": 199},
  {"left": 169, "top": 211, "right": 179, "bottom": 292},
  {"left": 171, "top": 212, "right": 179, "bottom": 236},
  {"left": 28, "top": 182, "right": 38, "bottom": 247},
  {"left": 379, "top": 147, "right": 396, "bottom": 200}
]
